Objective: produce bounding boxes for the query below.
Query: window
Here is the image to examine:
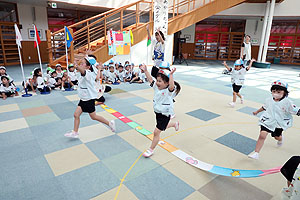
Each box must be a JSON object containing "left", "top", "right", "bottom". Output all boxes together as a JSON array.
[{"left": 0, "top": 2, "right": 17, "bottom": 22}]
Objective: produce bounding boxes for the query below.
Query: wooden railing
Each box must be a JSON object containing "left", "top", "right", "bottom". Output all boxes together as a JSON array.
[{"left": 47, "top": 0, "right": 219, "bottom": 65}]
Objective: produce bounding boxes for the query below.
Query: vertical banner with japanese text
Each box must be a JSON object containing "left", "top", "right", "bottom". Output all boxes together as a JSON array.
[{"left": 154, "top": 0, "right": 168, "bottom": 36}]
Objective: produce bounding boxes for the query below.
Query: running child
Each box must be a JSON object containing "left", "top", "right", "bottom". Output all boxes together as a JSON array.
[
  {"left": 139, "top": 63, "right": 180, "bottom": 158},
  {"left": 65, "top": 56, "right": 115, "bottom": 138},
  {"left": 248, "top": 80, "right": 300, "bottom": 160},
  {"left": 223, "top": 58, "right": 255, "bottom": 107}
]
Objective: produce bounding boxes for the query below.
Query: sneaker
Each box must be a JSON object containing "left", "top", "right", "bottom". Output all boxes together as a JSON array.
[
  {"left": 61, "top": 87, "right": 65, "bottom": 91},
  {"left": 73, "top": 85, "right": 77, "bottom": 90},
  {"left": 248, "top": 152, "right": 259, "bottom": 160},
  {"left": 277, "top": 135, "right": 284, "bottom": 147},
  {"left": 64, "top": 131, "right": 79, "bottom": 138},
  {"left": 240, "top": 96, "right": 244, "bottom": 104},
  {"left": 175, "top": 121, "right": 179, "bottom": 131},
  {"left": 228, "top": 102, "right": 235, "bottom": 108},
  {"left": 109, "top": 120, "right": 116, "bottom": 132},
  {"left": 143, "top": 149, "right": 154, "bottom": 158}
]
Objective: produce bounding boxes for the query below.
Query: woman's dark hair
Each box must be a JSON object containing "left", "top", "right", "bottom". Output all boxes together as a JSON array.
[
  {"left": 155, "top": 31, "right": 165, "bottom": 41},
  {"left": 34, "top": 68, "right": 41, "bottom": 77},
  {"left": 156, "top": 72, "right": 181, "bottom": 95},
  {"left": 245, "top": 35, "right": 251, "bottom": 39},
  {"left": 271, "top": 85, "right": 289, "bottom": 98}
]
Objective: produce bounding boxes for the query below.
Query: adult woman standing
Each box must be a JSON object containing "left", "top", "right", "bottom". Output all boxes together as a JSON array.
[{"left": 240, "top": 35, "right": 252, "bottom": 65}]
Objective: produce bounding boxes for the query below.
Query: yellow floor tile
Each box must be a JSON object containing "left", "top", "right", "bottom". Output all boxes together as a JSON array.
[
  {"left": 45, "top": 144, "right": 99, "bottom": 176},
  {"left": 0, "top": 103, "right": 19, "bottom": 113},
  {"left": 79, "top": 123, "right": 115, "bottom": 143},
  {"left": 65, "top": 94, "right": 80, "bottom": 101},
  {"left": 0, "top": 118, "right": 28, "bottom": 133},
  {"left": 91, "top": 185, "right": 138, "bottom": 200}
]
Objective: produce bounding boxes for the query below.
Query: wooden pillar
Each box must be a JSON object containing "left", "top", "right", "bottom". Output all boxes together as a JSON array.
[
  {"left": 46, "top": 30, "right": 53, "bottom": 64},
  {"left": 0, "top": 25, "right": 6, "bottom": 65},
  {"left": 136, "top": 3, "right": 139, "bottom": 27},
  {"left": 173, "top": 0, "right": 175, "bottom": 17},
  {"left": 104, "top": 17, "right": 107, "bottom": 45},
  {"left": 120, "top": 10, "right": 123, "bottom": 31},
  {"left": 150, "top": 0, "right": 153, "bottom": 22}
]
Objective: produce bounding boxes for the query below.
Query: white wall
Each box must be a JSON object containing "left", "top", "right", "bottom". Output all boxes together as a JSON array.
[
  {"left": 180, "top": 24, "right": 195, "bottom": 43},
  {"left": 17, "top": 4, "right": 48, "bottom": 41},
  {"left": 245, "top": 19, "right": 264, "bottom": 46},
  {"left": 217, "top": 0, "right": 300, "bottom": 17},
  {"left": 107, "top": 34, "right": 174, "bottom": 66}
]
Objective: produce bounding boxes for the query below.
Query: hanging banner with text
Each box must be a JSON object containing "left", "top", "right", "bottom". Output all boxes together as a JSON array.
[{"left": 154, "top": 0, "right": 168, "bottom": 36}]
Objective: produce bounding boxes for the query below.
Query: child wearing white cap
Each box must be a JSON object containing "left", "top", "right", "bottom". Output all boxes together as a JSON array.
[
  {"left": 223, "top": 58, "right": 255, "bottom": 107},
  {"left": 248, "top": 80, "right": 300, "bottom": 160},
  {"left": 65, "top": 56, "right": 116, "bottom": 138}
]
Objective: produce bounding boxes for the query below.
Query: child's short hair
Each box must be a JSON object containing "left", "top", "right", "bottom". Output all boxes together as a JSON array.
[
  {"left": 0, "top": 66, "right": 6, "bottom": 70},
  {"left": 1, "top": 75, "right": 8, "bottom": 81},
  {"left": 118, "top": 65, "right": 123, "bottom": 69},
  {"left": 109, "top": 65, "right": 114, "bottom": 69},
  {"left": 34, "top": 68, "right": 41, "bottom": 76},
  {"left": 155, "top": 30, "right": 165, "bottom": 41},
  {"left": 271, "top": 85, "right": 289, "bottom": 98}
]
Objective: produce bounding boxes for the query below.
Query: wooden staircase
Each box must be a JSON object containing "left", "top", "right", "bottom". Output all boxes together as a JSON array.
[{"left": 47, "top": 0, "right": 247, "bottom": 68}]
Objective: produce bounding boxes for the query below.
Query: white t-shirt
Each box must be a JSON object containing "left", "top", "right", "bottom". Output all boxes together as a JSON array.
[
  {"left": 48, "top": 77, "right": 56, "bottom": 87},
  {"left": 37, "top": 76, "right": 46, "bottom": 89},
  {"left": 116, "top": 70, "right": 125, "bottom": 82},
  {"left": 259, "top": 97, "right": 300, "bottom": 131},
  {"left": 242, "top": 42, "right": 251, "bottom": 61},
  {"left": 56, "top": 71, "right": 64, "bottom": 78},
  {"left": 107, "top": 71, "right": 117, "bottom": 82},
  {"left": 153, "top": 38, "right": 165, "bottom": 67},
  {"left": 68, "top": 71, "right": 78, "bottom": 82},
  {"left": 125, "top": 69, "right": 132, "bottom": 79},
  {"left": 230, "top": 67, "right": 247, "bottom": 86},
  {"left": 0, "top": 83, "right": 15, "bottom": 93},
  {"left": 78, "top": 70, "right": 98, "bottom": 101},
  {"left": 151, "top": 81, "right": 175, "bottom": 116},
  {"left": 0, "top": 74, "right": 13, "bottom": 85}
]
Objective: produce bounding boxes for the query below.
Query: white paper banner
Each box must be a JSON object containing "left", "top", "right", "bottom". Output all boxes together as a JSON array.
[{"left": 154, "top": 0, "right": 168, "bottom": 36}]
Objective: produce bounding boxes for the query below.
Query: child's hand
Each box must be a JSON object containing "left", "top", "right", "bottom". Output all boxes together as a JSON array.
[
  {"left": 251, "top": 58, "right": 256, "bottom": 62},
  {"left": 223, "top": 61, "right": 227, "bottom": 66},
  {"left": 253, "top": 111, "right": 258, "bottom": 116},
  {"left": 146, "top": 24, "right": 149, "bottom": 30},
  {"left": 170, "top": 67, "right": 176, "bottom": 75}
]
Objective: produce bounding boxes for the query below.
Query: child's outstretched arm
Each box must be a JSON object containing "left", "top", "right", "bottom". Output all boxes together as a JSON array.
[
  {"left": 223, "top": 61, "right": 231, "bottom": 71},
  {"left": 246, "top": 58, "right": 256, "bottom": 71},
  {"left": 169, "top": 68, "right": 176, "bottom": 91},
  {"left": 146, "top": 24, "right": 151, "bottom": 43},
  {"left": 253, "top": 107, "right": 265, "bottom": 115},
  {"left": 140, "top": 64, "right": 153, "bottom": 83}
]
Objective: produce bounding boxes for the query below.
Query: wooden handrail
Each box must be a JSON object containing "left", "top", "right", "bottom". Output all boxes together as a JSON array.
[{"left": 52, "top": 0, "right": 149, "bottom": 35}]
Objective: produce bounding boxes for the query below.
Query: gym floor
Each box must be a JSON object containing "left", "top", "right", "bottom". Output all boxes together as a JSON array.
[{"left": 1, "top": 60, "right": 300, "bottom": 200}]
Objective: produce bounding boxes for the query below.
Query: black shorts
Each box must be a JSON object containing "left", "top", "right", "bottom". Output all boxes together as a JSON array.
[
  {"left": 2, "top": 92, "right": 14, "bottom": 97},
  {"left": 232, "top": 83, "right": 242, "bottom": 93},
  {"left": 155, "top": 112, "right": 170, "bottom": 131},
  {"left": 71, "top": 80, "right": 78, "bottom": 85},
  {"left": 78, "top": 99, "right": 95, "bottom": 113},
  {"left": 260, "top": 125, "right": 283, "bottom": 137},
  {"left": 281, "top": 156, "right": 300, "bottom": 182}
]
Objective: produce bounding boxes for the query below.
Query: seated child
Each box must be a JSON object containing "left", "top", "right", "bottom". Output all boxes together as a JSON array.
[
  {"left": 23, "top": 74, "right": 38, "bottom": 92},
  {"left": 68, "top": 64, "right": 78, "bottom": 87},
  {"left": 55, "top": 64, "right": 64, "bottom": 78},
  {"left": 106, "top": 65, "right": 117, "bottom": 84},
  {"left": 48, "top": 71, "right": 61, "bottom": 90},
  {"left": 124, "top": 64, "right": 132, "bottom": 82},
  {"left": 61, "top": 71, "right": 74, "bottom": 90},
  {"left": 0, "top": 76, "right": 16, "bottom": 100},
  {"left": 130, "top": 64, "right": 146, "bottom": 83},
  {"left": 35, "top": 68, "right": 50, "bottom": 93},
  {"left": 0, "top": 66, "right": 14, "bottom": 85},
  {"left": 116, "top": 65, "right": 125, "bottom": 82}
]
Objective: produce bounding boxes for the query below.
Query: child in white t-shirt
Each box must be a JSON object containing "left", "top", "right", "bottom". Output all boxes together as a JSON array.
[
  {"left": 65, "top": 56, "right": 115, "bottom": 138},
  {"left": 139, "top": 63, "right": 181, "bottom": 158},
  {"left": 124, "top": 64, "right": 132, "bottom": 82},
  {"left": 248, "top": 80, "right": 300, "bottom": 160},
  {"left": 106, "top": 65, "right": 117, "bottom": 84},
  {"left": 35, "top": 68, "right": 50, "bottom": 93},
  {"left": 0, "top": 76, "right": 16, "bottom": 100},
  {"left": 130, "top": 64, "right": 146, "bottom": 83},
  {"left": 116, "top": 65, "right": 125, "bottom": 82},
  {"left": 68, "top": 64, "right": 78, "bottom": 86},
  {"left": 55, "top": 64, "right": 64, "bottom": 78},
  {"left": 223, "top": 58, "right": 254, "bottom": 107}
]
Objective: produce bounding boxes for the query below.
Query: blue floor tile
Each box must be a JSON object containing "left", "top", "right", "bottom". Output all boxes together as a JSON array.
[
  {"left": 237, "top": 106, "right": 262, "bottom": 117},
  {"left": 125, "top": 166, "right": 195, "bottom": 200},
  {"left": 49, "top": 102, "right": 77, "bottom": 119},
  {"left": 0, "top": 177, "right": 68, "bottom": 200},
  {"left": 0, "top": 139, "right": 44, "bottom": 165},
  {"left": 186, "top": 108, "right": 220, "bottom": 121},
  {"left": 56, "top": 162, "right": 119, "bottom": 200},
  {"left": 0, "top": 110, "right": 23, "bottom": 122},
  {"left": 215, "top": 131, "right": 256, "bottom": 155},
  {"left": 0, "top": 128, "right": 34, "bottom": 148},
  {"left": 86, "top": 134, "right": 134, "bottom": 160},
  {"left": 114, "top": 118, "right": 132, "bottom": 134},
  {"left": 0, "top": 156, "right": 54, "bottom": 195}
]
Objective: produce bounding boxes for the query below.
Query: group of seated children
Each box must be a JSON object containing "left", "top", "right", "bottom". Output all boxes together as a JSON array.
[
  {"left": 0, "top": 66, "right": 18, "bottom": 100},
  {"left": 101, "top": 60, "right": 147, "bottom": 84},
  {"left": 23, "top": 63, "right": 79, "bottom": 93}
]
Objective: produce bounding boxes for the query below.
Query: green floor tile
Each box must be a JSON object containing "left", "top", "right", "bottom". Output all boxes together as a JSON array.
[
  {"left": 18, "top": 100, "right": 46, "bottom": 110},
  {"left": 25, "top": 112, "right": 60, "bottom": 127}
]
